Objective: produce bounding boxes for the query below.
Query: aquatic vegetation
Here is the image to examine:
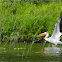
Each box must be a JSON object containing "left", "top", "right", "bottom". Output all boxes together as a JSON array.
[{"left": 0, "top": 1, "right": 62, "bottom": 42}]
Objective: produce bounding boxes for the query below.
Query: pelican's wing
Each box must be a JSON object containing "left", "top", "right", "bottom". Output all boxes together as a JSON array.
[{"left": 51, "top": 19, "right": 61, "bottom": 40}]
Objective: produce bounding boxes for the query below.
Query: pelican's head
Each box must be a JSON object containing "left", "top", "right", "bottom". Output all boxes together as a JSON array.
[{"left": 36, "top": 32, "right": 48, "bottom": 37}]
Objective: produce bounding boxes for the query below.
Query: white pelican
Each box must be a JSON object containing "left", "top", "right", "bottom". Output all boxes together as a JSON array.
[{"left": 36, "top": 16, "right": 62, "bottom": 46}]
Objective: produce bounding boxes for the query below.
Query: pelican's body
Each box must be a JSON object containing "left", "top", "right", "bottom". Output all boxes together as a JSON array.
[{"left": 36, "top": 16, "right": 62, "bottom": 46}]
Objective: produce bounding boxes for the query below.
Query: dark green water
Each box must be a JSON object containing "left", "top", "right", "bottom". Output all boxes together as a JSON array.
[{"left": 0, "top": 42, "right": 62, "bottom": 62}]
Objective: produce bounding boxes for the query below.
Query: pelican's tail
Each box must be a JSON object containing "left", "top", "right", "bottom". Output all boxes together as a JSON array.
[{"left": 58, "top": 41, "right": 62, "bottom": 44}]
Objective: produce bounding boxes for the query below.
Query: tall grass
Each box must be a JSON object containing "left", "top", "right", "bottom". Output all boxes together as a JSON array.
[{"left": 0, "top": 1, "right": 62, "bottom": 42}]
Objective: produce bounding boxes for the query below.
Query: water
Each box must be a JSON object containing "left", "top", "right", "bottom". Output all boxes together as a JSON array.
[{"left": 0, "top": 42, "right": 62, "bottom": 62}]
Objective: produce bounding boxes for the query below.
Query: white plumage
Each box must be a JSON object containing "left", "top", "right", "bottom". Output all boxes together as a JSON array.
[{"left": 36, "top": 17, "right": 62, "bottom": 46}]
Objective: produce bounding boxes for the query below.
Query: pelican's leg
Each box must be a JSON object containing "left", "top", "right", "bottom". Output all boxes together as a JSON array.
[
  {"left": 54, "top": 45, "right": 57, "bottom": 47},
  {"left": 52, "top": 44, "right": 57, "bottom": 47}
]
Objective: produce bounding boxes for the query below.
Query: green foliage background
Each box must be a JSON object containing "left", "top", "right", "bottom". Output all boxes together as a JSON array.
[{"left": 0, "top": 1, "right": 62, "bottom": 42}]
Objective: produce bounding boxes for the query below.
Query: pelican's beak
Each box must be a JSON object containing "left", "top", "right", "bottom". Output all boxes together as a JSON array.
[{"left": 36, "top": 32, "right": 46, "bottom": 37}]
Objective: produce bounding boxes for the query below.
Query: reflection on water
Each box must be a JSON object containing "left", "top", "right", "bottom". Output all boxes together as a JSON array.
[
  {"left": 44, "top": 47, "right": 62, "bottom": 57},
  {"left": 0, "top": 43, "right": 62, "bottom": 62}
]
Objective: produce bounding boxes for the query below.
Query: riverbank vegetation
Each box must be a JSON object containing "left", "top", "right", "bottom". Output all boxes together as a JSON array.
[{"left": 0, "top": 1, "right": 62, "bottom": 42}]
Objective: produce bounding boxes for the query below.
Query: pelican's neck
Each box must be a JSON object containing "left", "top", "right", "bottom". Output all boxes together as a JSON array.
[{"left": 44, "top": 32, "right": 49, "bottom": 40}]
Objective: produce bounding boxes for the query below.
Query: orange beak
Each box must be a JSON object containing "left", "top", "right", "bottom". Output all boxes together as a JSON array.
[{"left": 36, "top": 33, "right": 46, "bottom": 37}]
